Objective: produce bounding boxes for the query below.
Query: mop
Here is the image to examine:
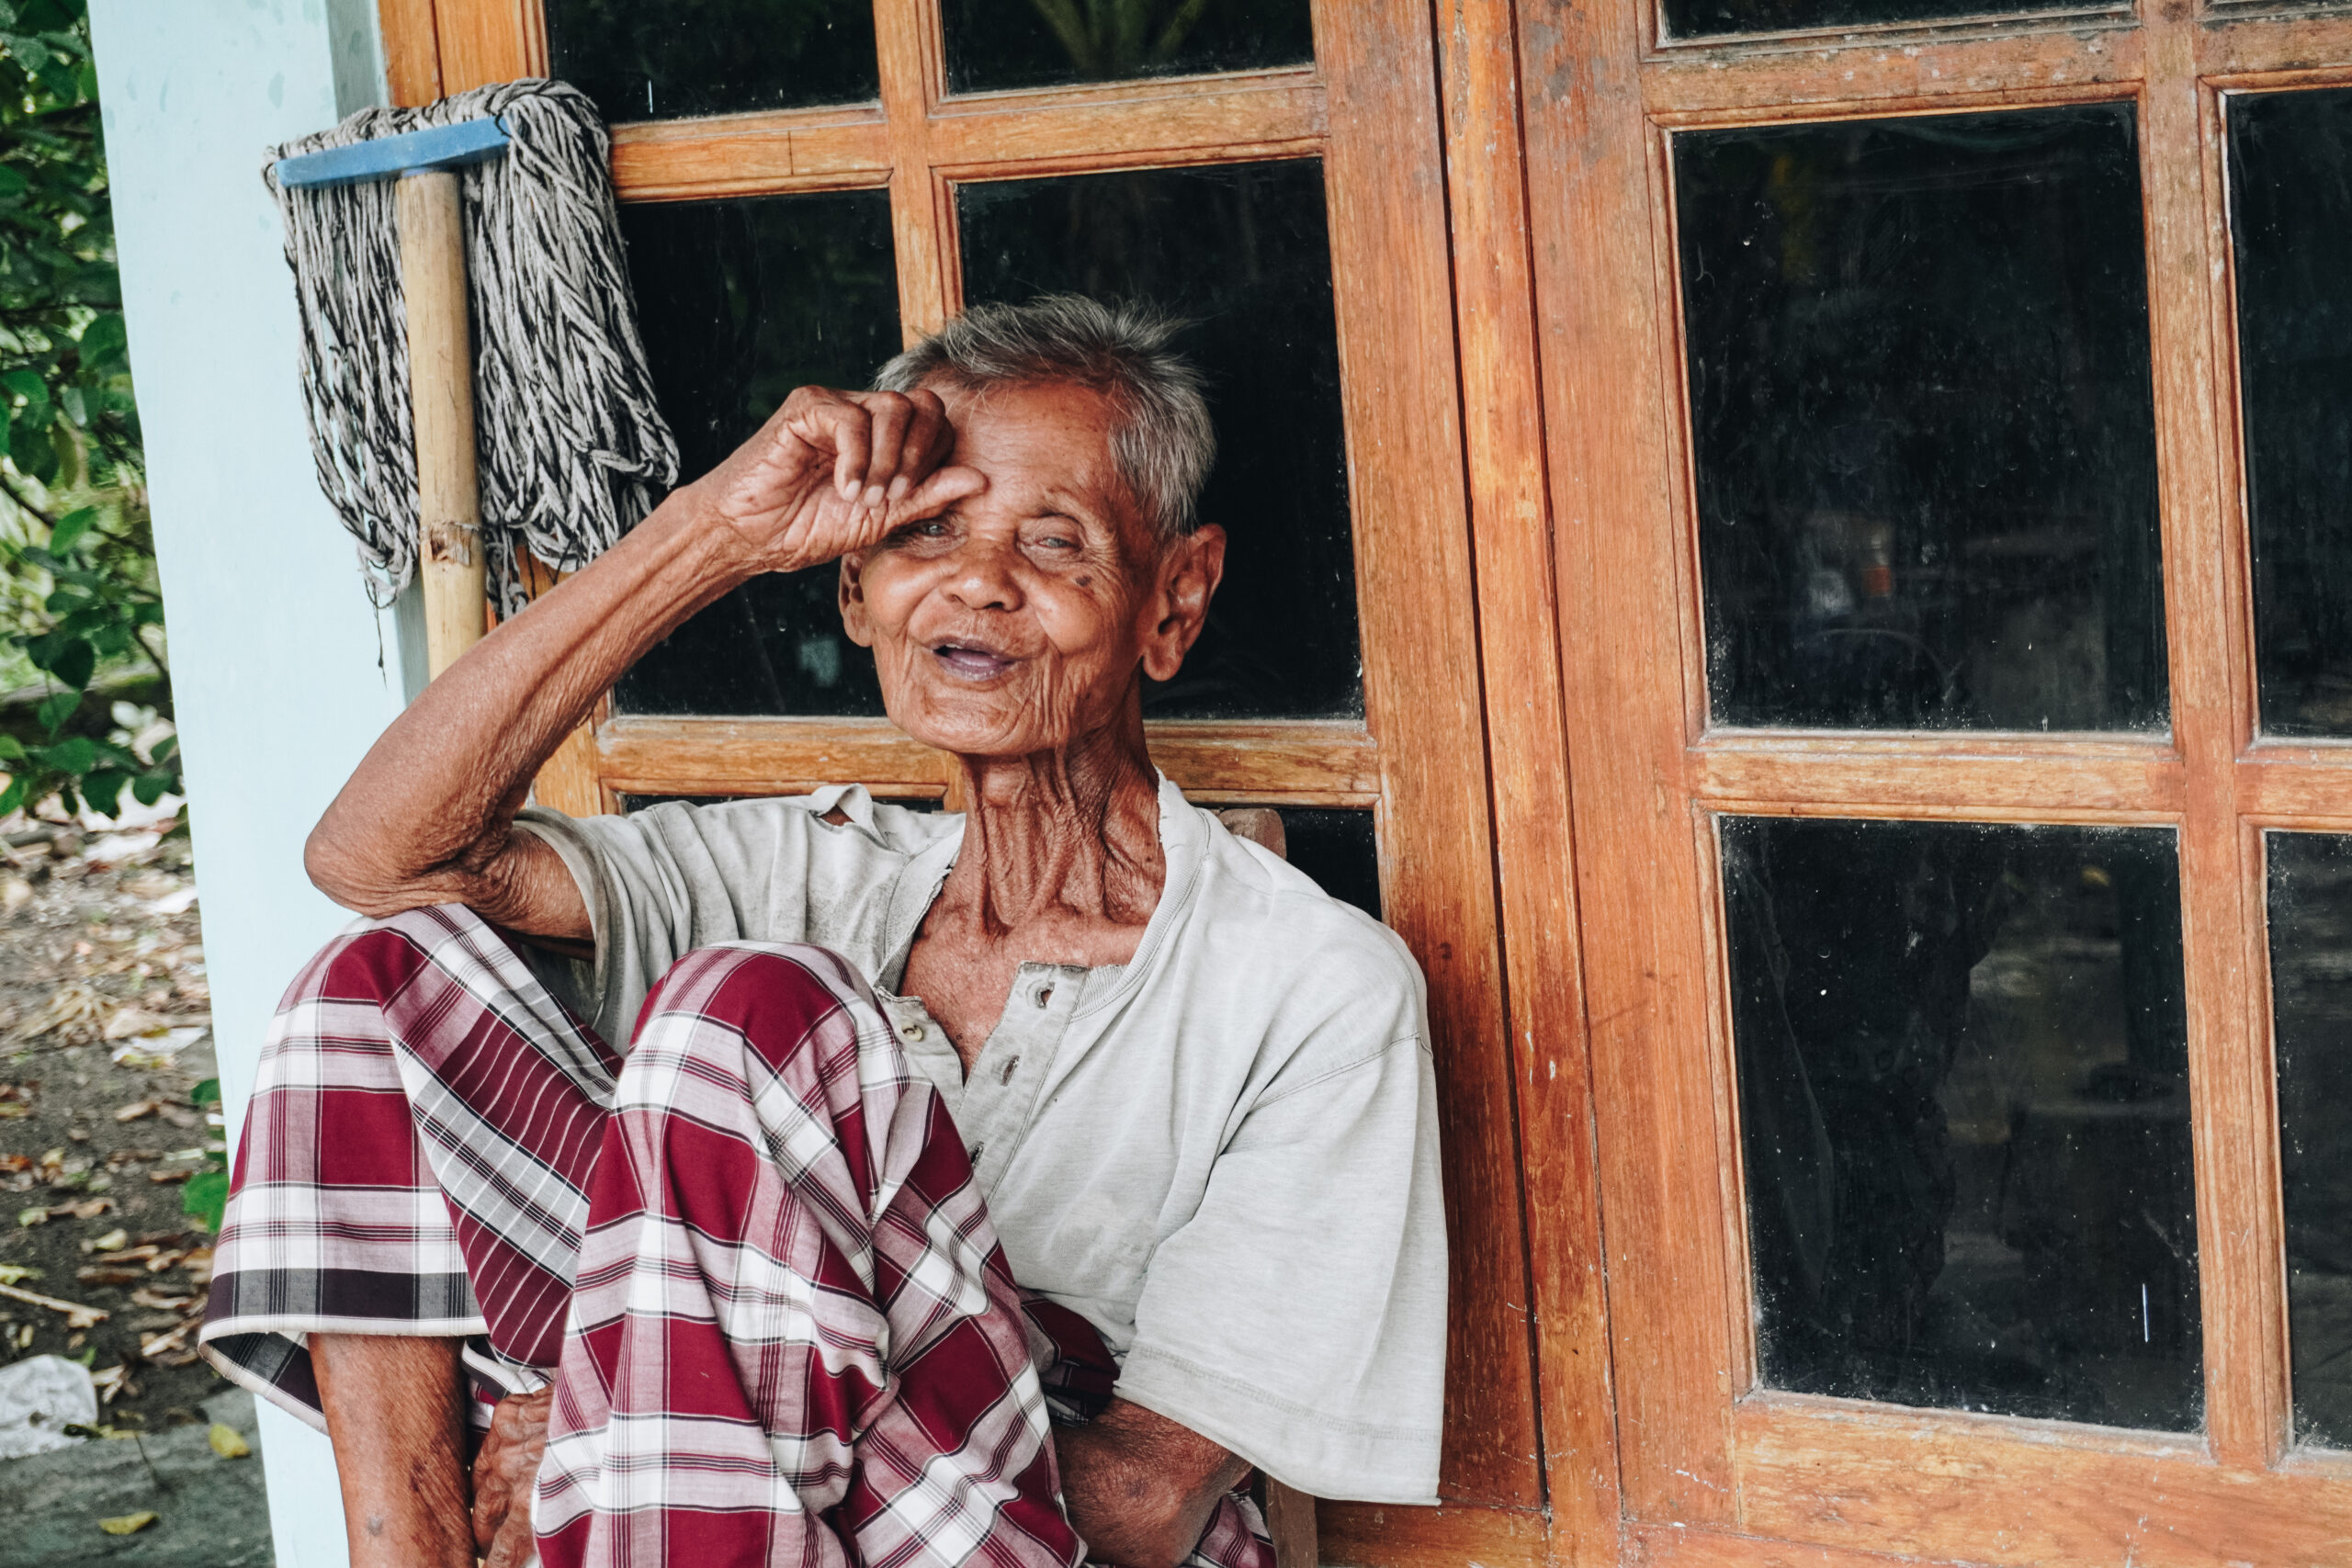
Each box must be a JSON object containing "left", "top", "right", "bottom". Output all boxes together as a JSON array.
[{"left": 266, "top": 80, "right": 678, "bottom": 675}]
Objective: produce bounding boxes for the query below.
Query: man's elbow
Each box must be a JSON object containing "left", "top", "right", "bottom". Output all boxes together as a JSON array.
[{"left": 303, "top": 818, "right": 411, "bottom": 917}]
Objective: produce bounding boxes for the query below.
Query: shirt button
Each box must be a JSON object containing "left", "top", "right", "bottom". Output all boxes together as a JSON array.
[
  {"left": 1000, "top": 1055, "right": 1020, "bottom": 1084},
  {"left": 969, "top": 1142, "right": 986, "bottom": 1163},
  {"left": 899, "top": 1022, "right": 926, "bottom": 1043},
  {"left": 1035, "top": 987, "right": 1053, "bottom": 1008}
]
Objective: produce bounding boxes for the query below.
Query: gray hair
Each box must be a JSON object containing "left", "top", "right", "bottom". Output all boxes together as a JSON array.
[{"left": 876, "top": 295, "right": 1216, "bottom": 541}]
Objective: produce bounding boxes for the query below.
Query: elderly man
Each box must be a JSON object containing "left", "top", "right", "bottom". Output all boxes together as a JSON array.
[{"left": 199, "top": 297, "right": 1444, "bottom": 1568}]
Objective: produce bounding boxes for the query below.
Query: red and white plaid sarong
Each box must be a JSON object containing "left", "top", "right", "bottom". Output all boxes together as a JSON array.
[{"left": 201, "top": 905, "right": 1270, "bottom": 1568}]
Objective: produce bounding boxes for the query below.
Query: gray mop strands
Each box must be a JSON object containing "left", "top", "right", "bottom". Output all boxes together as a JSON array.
[{"left": 266, "top": 80, "right": 678, "bottom": 616}]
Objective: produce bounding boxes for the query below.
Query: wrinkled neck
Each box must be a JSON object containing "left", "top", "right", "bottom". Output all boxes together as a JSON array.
[{"left": 947, "top": 699, "right": 1163, "bottom": 934}]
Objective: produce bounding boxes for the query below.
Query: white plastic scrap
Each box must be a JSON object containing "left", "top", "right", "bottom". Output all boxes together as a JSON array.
[{"left": 0, "top": 1353, "right": 98, "bottom": 1459}]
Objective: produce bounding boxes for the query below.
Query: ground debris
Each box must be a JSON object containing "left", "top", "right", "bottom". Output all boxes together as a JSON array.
[{"left": 0, "top": 1278, "right": 109, "bottom": 1329}]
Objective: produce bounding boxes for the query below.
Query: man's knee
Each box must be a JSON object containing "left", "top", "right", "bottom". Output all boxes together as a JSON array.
[
  {"left": 632, "top": 942, "right": 875, "bottom": 1074},
  {"left": 289, "top": 906, "right": 481, "bottom": 1015}
]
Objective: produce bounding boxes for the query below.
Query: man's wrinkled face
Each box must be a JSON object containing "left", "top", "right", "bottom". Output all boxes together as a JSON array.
[{"left": 838, "top": 378, "right": 1223, "bottom": 760}]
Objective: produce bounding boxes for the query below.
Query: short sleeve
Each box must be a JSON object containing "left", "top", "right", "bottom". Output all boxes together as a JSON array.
[
  {"left": 1113, "top": 976, "right": 1447, "bottom": 1504},
  {"left": 513, "top": 789, "right": 952, "bottom": 1048}
]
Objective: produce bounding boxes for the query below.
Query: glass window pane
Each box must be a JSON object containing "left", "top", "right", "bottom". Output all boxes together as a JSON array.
[
  {"left": 1675, "top": 107, "right": 2167, "bottom": 734},
  {"left": 2263, "top": 831, "right": 2352, "bottom": 1448},
  {"left": 957, "top": 160, "right": 1360, "bottom": 720},
  {"left": 2228, "top": 89, "right": 2352, "bottom": 738},
  {"left": 609, "top": 190, "right": 899, "bottom": 719},
  {"left": 547, "top": 0, "right": 878, "bottom": 123},
  {"left": 1723, "top": 815, "right": 2200, "bottom": 1431},
  {"left": 1276, "top": 807, "right": 1379, "bottom": 918},
  {"left": 942, "top": 0, "right": 1312, "bottom": 96},
  {"left": 1664, "top": 0, "right": 2074, "bottom": 41}
]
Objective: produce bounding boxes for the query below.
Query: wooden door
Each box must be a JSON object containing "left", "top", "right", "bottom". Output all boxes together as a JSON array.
[
  {"left": 375, "top": 0, "right": 1549, "bottom": 1552},
  {"left": 1509, "top": 0, "right": 2352, "bottom": 1554}
]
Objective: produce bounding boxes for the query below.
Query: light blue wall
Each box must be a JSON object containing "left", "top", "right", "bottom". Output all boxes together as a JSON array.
[{"left": 88, "top": 4, "right": 404, "bottom": 1563}]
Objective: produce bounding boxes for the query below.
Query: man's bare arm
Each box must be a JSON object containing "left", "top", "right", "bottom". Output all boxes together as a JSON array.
[
  {"left": 303, "top": 386, "right": 982, "bottom": 939},
  {"left": 1057, "top": 1399, "right": 1253, "bottom": 1568}
]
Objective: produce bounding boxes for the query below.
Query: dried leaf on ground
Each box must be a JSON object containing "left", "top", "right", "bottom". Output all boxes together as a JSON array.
[
  {"left": 137, "top": 1321, "right": 189, "bottom": 1359},
  {"left": 0, "top": 1277, "right": 108, "bottom": 1327},
  {"left": 97, "top": 1511, "right": 157, "bottom": 1536},
  {"left": 19, "top": 981, "right": 104, "bottom": 1043},
  {"left": 82, "top": 1226, "right": 129, "bottom": 1252},
  {"left": 101, "top": 1006, "right": 171, "bottom": 1042},
  {"left": 76, "top": 1266, "right": 142, "bottom": 1287},
  {"left": 208, "top": 1422, "right": 250, "bottom": 1459}
]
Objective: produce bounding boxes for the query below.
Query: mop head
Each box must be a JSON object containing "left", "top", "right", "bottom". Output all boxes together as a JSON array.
[{"left": 266, "top": 80, "right": 679, "bottom": 615}]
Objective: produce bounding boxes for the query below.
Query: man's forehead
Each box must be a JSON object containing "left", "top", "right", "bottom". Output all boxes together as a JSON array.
[{"left": 933, "top": 378, "right": 1130, "bottom": 509}]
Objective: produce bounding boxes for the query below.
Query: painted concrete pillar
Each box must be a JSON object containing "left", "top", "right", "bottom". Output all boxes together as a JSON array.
[{"left": 87, "top": 3, "right": 410, "bottom": 1562}]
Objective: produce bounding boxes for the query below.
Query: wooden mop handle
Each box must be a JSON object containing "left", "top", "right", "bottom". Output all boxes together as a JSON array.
[{"left": 396, "top": 169, "right": 486, "bottom": 680}]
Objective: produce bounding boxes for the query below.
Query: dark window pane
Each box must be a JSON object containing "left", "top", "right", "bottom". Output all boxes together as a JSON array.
[
  {"left": 957, "top": 161, "right": 1360, "bottom": 719},
  {"left": 2229, "top": 90, "right": 2352, "bottom": 737},
  {"left": 1272, "top": 807, "right": 1379, "bottom": 918},
  {"left": 547, "top": 0, "right": 877, "bottom": 122},
  {"left": 610, "top": 190, "right": 899, "bottom": 718},
  {"left": 1676, "top": 107, "right": 2166, "bottom": 734},
  {"left": 1724, "top": 815, "right": 2200, "bottom": 1430},
  {"left": 943, "top": 0, "right": 1311, "bottom": 96},
  {"left": 2263, "top": 831, "right": 2352, "bottom": 1448},
  {"left": 1664, "top": 0, "right": 2070, "bottom": 41}
]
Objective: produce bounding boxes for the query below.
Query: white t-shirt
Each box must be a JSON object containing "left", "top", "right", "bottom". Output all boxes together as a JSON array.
[{"left": 512, "top": 776, "right": 1446, "bottom": 1504}]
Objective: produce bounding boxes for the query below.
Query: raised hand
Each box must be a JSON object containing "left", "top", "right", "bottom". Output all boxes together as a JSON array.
[{"left": 685, "top": 385, "right": 987, "bottom": 575}]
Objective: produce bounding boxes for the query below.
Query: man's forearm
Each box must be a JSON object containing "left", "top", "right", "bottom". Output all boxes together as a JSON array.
[{"left": 305, "top": 490, "right": 752, "bottom": 924}]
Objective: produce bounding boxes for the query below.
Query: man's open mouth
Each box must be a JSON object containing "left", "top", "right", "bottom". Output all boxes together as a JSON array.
[{"left": 933, "top": 642, "right": 1018, "bottom": 681}]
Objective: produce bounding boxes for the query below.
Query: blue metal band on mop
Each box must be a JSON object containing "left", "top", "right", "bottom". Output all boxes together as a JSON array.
[{"left": 273, "top": 115, "right": 511, "bottom": 189}]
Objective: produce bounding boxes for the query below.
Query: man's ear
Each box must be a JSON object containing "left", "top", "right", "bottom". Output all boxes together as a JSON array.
[
  {"left": 838, "top": 553, "right": 876, "bottom": 649},
  {"left": 1140, "top": 524, "right": 1226, "bottom": 683}
]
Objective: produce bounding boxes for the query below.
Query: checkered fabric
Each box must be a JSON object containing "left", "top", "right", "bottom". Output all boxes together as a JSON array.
[{"left": 200, "top": 906, "right": 1271, "bottom": 1568}]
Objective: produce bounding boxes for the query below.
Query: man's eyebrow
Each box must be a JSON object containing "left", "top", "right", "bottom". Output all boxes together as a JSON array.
[{"left": 1034, "top": 487, "right": 1114, "bottom": 526}]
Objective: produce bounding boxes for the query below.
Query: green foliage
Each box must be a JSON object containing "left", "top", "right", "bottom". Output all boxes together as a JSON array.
[
  {"left": 0, "top": 498, "right": 176, "bottom": 818},
  {"left": 0, "top": 0, "right": 174, "bottom": 822},
  {"left": 183, "top": 1076, "right": 225, "bottom": 1231},
  {"left": 0, "top": 0, "right": 131, "bottom": 489}
]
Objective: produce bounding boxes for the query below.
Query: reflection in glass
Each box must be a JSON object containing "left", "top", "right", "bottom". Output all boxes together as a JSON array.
[
  {"left": 610, "top": 190, "right": 899, "bottom": 718},
  {"left": 943, "top": 0, "right": 1311, "bottom": 96},
  {"left": 1676, "top": 107, "right": 2166, "bottom": 734},
  {"left": 1723, "top": 816, "right": 2199, "bottom": 1430},
  {"left": 2263, "top": 832, "right": 2352, "bottom": 1448},
  {"left": 2229, "top": 90, "right": 2352, "bottom": 737},
  {"left": 546, "top": 0, "right": 877, "bottom": 122},
  {"left": 958, "top": 160, "right": 1360, "bottom": 720}
]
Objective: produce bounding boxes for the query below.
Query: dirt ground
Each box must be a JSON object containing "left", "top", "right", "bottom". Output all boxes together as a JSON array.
[{"left": 0, "top": 804, "right": 221, "bottom": 1437}]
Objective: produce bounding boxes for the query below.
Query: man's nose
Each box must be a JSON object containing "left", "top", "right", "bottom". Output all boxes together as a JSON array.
[{"left": 940, "top": 534, "right": 1024, "bottom": 613}]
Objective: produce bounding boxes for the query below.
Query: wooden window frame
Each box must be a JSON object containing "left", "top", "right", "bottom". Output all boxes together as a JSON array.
[
  {"left": 377, "top": 0, "right": 1555, "bottom": 1554},
  {"left": 1500, "top": 0, "right": 2352, "bottom": 1556}
]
